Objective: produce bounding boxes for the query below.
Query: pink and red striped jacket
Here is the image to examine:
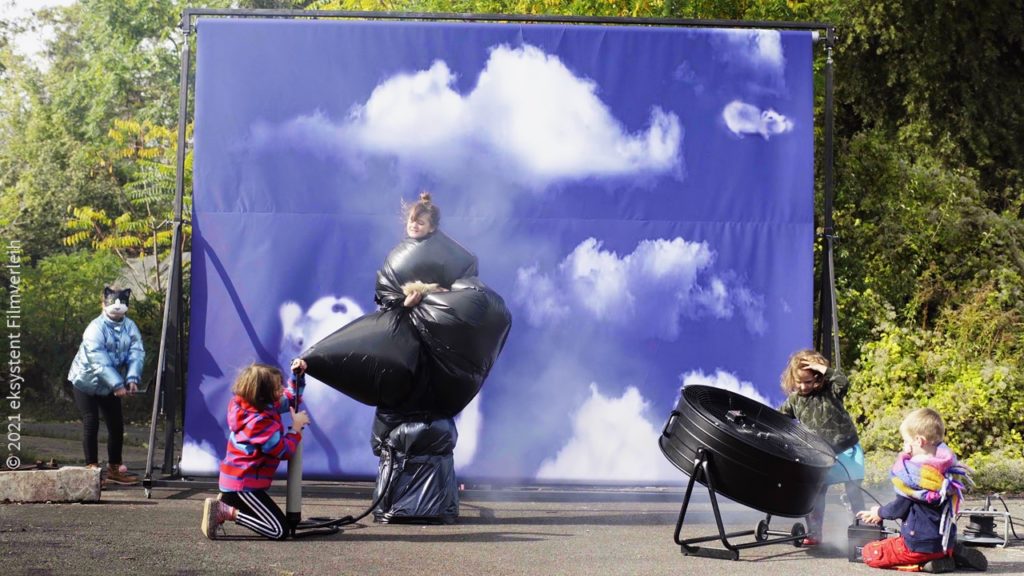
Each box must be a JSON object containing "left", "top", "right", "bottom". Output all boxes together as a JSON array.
[{"left": 218, "top": 375, "right": 304, "bottom": 492}]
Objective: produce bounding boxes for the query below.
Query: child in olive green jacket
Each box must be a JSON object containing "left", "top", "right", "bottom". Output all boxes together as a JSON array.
[{"left": 779, "top": 349, "right": 865, "bottom": 545}]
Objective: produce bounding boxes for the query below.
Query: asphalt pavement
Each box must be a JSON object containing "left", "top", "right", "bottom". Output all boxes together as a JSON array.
[
  {"left": 4, "top": 425, "right": 1024, "bottom": 575},
  {"left": 3, "top": 477, "right": 1024, "bottom": 576}
]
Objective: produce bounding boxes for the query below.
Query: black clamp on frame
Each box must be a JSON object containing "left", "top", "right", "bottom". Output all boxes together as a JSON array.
[{"left": 672, "top": 447, "right": 808, "bottom": 560}]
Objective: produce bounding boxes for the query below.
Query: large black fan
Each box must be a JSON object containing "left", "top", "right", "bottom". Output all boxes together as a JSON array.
[{"left": 659, "top": 385, "right": 835, "bottom": 517}]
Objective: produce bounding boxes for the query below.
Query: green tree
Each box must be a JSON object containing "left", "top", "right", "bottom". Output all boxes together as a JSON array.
[
  {"left": 824, "top": 0, "right": 1024, "bottom": 473},
  {"left": 834, "top": 0, "right": 1024, "bottom": 213},
  {"left": 0, "top": 54, "right": 121, "bottom": 262},
  {"left": 64, "top": 118, "right": 192, "bottom": 294},
  {"left": 834, "top": 131, "right": 1024, "bottom": 325},
  {"left": 2, "top": 0, "right": 1021, "bottom": 478},
  {"left": 310, "top": 0, "right": 799, "bottom": 20},
  {"left": 0, "top": 0, "right": 187, "bottom": 263}
]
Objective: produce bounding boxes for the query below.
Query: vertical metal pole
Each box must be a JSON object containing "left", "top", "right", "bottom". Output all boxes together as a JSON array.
[
  {"left": 144, "top": 11, "right": 192, "bottom": 487},
  {"left": 286, "top": 384, "right": 302, "bottom": 534},
  {"left": 163, "top": 10, "right": 193, "bottom": 474},
  {"left": 287, "top": 441, "right": 303, "bottom": 534},
  {"left": 817, "top": 27, "right": 839, "bottom": 367},
  {"left": 824, "top": 27, "right": 840, "bottom": 369},
  {"left": 160, "top": 241, "right": 182, "bottom": 473}
]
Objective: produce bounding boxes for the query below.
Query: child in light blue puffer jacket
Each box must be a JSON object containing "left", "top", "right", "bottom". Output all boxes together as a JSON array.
[{"left": 67, "top": 286, "right": 144, "bottom": 484}]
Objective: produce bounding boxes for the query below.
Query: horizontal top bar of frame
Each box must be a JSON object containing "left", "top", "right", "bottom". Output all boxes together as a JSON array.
[{"left": 181, "top": 8, "right": 834, "bottom": 37}]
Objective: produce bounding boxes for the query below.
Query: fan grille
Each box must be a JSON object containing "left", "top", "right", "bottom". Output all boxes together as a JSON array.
[{"left": 683, "top": 385, "right": 834, "bottom": 466}]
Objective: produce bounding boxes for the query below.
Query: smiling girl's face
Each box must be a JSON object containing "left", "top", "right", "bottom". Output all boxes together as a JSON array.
[{"left": 406, "top": 213, "right": 435, "bottom": 239}]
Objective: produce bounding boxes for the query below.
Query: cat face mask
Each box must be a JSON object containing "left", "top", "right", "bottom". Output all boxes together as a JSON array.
[{"left": 103, "top": 287, "right": 131, "bottom": 320}]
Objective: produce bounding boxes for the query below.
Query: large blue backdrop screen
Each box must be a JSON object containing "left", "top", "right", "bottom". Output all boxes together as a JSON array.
[{"left": 184, "top": 18, "right": 816, "bottom": 483}]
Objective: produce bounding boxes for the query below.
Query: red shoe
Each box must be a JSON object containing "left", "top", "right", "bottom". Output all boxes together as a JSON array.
[{"left": 801, "top": 536, "right": 821, "bottom": 546}]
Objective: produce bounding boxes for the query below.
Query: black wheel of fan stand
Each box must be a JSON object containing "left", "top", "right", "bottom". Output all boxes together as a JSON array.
[
  {"left": 791, "top": 523, "right": 806, "bottom": 547},
  {"left": 755, "top": 519, "right": 770, "bottom": 542}
]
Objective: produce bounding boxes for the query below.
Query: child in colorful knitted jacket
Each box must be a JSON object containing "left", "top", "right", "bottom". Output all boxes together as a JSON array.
[
  {"left": 857, "top": 408, "right": 987, "bottom": 572},
  {"left": 201, "top": 359, "right": 310, "bottom": 540},
  {"left": 779, "top": 349, "right": 864, "bottom": 545}
]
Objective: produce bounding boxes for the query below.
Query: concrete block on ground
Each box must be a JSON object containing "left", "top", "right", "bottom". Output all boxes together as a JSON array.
[{"left": 0, "top": 466, "right": 101, "bottom": 503}]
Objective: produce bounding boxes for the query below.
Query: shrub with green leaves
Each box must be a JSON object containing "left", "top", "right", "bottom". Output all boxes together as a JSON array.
[
  {"left": 966, "top": 447, "right": 1024, "bottom": 495},
  {"left": 849, "top": 307, "right": 1024, "bottom": 458}
]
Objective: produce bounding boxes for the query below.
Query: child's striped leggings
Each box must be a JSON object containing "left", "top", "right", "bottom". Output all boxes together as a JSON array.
[{"left": 220, "top": 490, "right": 288, "bottom": 540}]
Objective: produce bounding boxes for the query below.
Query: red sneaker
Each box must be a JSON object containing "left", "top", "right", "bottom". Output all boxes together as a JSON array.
[{"left": 801, "top": 536, "right": 821, "bottom": 546}]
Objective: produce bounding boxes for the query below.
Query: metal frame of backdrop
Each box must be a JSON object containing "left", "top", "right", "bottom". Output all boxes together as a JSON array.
[{"left": 143, "top": 8, "right": 838, "bottom": 491}]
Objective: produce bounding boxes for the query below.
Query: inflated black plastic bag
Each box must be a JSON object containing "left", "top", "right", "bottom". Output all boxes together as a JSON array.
[
  {"left": 410, "top": 277, "right": 512, "bottom": 417},
  {"left": 372, "top": 413, "right": 459, "bottom": 524},
  {"left": 375, "top": 231, "right": 478, "bottom": 308},
  {"left": 305, "top": 231, "right": 509, "bottom": 416},
  {"left": 300, "top": 308, "right": 420, "bottom": 408}
]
